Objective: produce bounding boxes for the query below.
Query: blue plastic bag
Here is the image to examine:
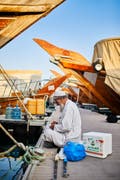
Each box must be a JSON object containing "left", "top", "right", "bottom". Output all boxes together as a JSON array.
[{"left": 64, "top": 141, "right": 86, "bottom": 161}]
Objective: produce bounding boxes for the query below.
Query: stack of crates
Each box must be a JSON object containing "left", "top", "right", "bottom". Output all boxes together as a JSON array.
[{"left": 26, "top": 98, "right": 45, "bottom": 115}]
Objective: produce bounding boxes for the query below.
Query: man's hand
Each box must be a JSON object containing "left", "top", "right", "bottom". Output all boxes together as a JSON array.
[{"left": 50, "top": 121, "right": 58, "bottom": 129}]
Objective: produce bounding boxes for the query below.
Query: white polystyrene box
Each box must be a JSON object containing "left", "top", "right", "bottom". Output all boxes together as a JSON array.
[{"left": 83, "top": 132, "right": 112, "bottom": 158}]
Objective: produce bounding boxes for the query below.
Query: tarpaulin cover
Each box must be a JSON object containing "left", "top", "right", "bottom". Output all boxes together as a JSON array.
[{"left": 92, "top": 38, "right": 120, "bottom": 96}]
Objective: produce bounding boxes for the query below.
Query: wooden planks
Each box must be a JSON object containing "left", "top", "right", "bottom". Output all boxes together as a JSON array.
[{"left": 0, "top": 0, "right": 66, "bottom": 48}]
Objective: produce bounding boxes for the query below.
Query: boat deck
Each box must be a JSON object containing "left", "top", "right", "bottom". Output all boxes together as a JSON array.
[
  {"left": 22, "top": 109, "right": 120, "bottom": 180},
  {"left": 0, "top": 115, "right": 45, "bottom": 126}
]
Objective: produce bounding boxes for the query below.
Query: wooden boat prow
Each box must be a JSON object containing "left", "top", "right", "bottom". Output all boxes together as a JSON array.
[
  {"left": 33, "top": 38, "right": 120, "bottom": 115},
  {"left": 33, "top": 38, "right": 91, "bottom": 66},
  {"left": 37, "top": 73, "right": 71, "bottom": 96}
]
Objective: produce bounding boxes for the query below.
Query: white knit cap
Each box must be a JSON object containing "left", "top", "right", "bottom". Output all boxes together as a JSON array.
[{"left": 54, "top": 90, "right": 67, "bottom": 97}]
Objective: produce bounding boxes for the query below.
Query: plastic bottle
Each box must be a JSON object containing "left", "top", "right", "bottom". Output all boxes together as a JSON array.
[
  {"left": 5, "top": 104, "right": 13, "bottom": 119},
  {"left": 11, "top": 105, "right": 21, "bottom": 120}
]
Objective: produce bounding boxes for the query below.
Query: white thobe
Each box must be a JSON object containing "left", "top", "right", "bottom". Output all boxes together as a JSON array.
[
  {"left": 48, "top": 105, "right": 62, "bottom": 123},
  {"left": 44, "top": 99, "right": 82, "bottom": 147}
]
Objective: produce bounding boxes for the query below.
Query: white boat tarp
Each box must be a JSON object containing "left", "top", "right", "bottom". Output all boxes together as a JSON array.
[{"left": 92, "top": 38, "right": 120, "bottom": 96}]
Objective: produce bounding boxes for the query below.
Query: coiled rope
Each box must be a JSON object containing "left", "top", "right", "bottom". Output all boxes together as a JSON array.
[
  {"left": 0, "top": 123, "right": 45, "bottom": 164},
  {"left": 23, "top": 146, "right": 45, "bottom": 164},
  {"left": 0, "top": 145, "right": 17, "bottom": 158}
]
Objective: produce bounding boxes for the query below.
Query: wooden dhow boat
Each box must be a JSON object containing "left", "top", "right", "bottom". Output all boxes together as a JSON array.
[
  {"left": 0, "top": 70, "right": 70, "bottom": 114},
  {"left": 37, "top": 72, "right": 71, "bottom": 97},
  {"left": 0, "top": 0, "right": 66, "bottom": 114},
  {"left": 33, "top": 38, "right": 120, "bottom": 117},
  {"left": 0, "top": 0, "right": 66, "bottom": 48},
  {"left": 50, "top": 69, "right": 80, "bottom": 102}
]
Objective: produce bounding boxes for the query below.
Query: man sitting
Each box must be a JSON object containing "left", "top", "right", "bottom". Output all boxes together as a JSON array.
[{"left": 44, "top": 90, "right": 82, "bottom": 147}]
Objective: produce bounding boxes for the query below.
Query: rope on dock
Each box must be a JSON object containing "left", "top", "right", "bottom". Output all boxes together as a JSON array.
[
  {"left": 0, "top": 145, "right": 17, "bottom": 158},
  {"left": 0, "top": 123, "right": 26, "bottom": 150},
  {"left": 0, "top": 144, "right": 45, "bottom": 164},
  {"left": 0, "top": 123, "right": 46, "bottom": 164},
  {"left": 23, "top": 146, "right": 45, "bottom": 164}
]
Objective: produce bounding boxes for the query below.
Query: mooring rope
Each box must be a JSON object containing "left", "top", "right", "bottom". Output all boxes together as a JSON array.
[
  {"left": 0, "top": 145, "right": 17, "bottom": 158},
  {"left": 0, "top": 123, "right": 45, "bottom": 164},
  {"left": 0, "top": 145, "right": 45, "bottom": 164},
  {"left": 0, "top": 123, "right": 26, "bottom": 151},
  {"left": 23, "top": 146, "right": 45, "bottom": 164}
]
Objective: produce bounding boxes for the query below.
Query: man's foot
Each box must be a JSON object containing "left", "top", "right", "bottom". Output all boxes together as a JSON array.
[{"left": 43, "top": 141, "right": 58, "bottom": 148}]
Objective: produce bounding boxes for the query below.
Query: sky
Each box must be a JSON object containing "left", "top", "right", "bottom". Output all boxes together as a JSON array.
[{"left": 0, "top": 0, "right": 120, "bottom": 80}]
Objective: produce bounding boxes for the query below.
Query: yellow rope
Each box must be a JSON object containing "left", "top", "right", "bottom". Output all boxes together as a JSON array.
[
  {"left": 0, "top": 123, "right": 46, "bottom": 164},
  {"left": 0, "top": 123, "right": 26, "bottom": 151},
  {"left": 0, "top": 145, "right": 17, "bottom": 158}
]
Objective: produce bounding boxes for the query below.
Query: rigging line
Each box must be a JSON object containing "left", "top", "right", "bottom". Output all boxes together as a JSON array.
[
  {"left": 0, "top": 64, "right": 34, "bottom": 120},
  {"left": 0, "top": 65, "right": 25, "bottom": 98},
  {"left": 0, "top": 123, "right": 26, "bottom": 151}
]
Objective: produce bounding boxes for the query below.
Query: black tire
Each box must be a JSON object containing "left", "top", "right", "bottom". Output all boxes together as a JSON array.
[{"left": 106, "top": 114, "right": 118, "bottom": 123}]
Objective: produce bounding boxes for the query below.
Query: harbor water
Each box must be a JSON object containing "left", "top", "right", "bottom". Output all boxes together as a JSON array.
[{"left": 0, "top": 157, "right": 25, "bottom": 180}]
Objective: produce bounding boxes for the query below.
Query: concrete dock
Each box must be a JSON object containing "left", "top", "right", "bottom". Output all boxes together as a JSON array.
[{"left": 22, "top": 109, "right": 120, "bottom": 180}]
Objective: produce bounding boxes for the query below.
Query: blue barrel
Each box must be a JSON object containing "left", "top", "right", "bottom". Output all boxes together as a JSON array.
[
  {"left": 5, "top": 104, "right": 13, "bottom": 119},
  {"left": 11, "top": 105, "right": 21, "bottom": 120}
]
